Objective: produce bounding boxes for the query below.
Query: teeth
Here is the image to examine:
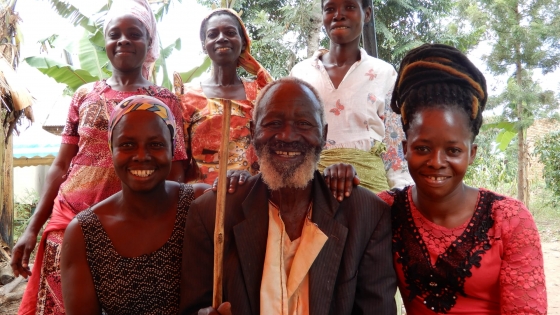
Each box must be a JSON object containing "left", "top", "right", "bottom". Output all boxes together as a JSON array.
[
  {"left": 428, "top": 176, "right": 446, "bottom": 181},
  {"left": 130, "top": 170, "right": 154, "bottom": 177},
  {"left": 275, "top": 151, "right": 301, "bottom": 157},
  {"left": 217, "top": 47, "right": 230, "bottom": 51}
]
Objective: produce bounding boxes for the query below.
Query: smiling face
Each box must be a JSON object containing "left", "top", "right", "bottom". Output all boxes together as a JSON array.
[
  {"left": 252, "top": 81, "right": 327, "bottom": 190},
  {"left": 404, "top": 108, "right": 477, "bottom": 200},
  {"left": 111, "top": 111, "right": 172, "bottom": 193},
  {"left": 105, "top": 14, "right": 150, "bottom": 73},
  {"left": 202, "top": 13, "right": 246, "bottom": 66},
  {"left": 322, "top": 0, "right": 371, "bottom": 45}
]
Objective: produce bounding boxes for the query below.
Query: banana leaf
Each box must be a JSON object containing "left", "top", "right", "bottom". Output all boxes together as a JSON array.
[
  {"left": 155, "top": 38, "right": 182, "bottom": 90},
  {"left": 78, "top": 30, "right": 110, "bottom": 79},
  {"left": 24, "top": 56, "right": 98, "bottom": 93},
  {"left": 176, "top": 55, "right": 211, "bottom": 84}
]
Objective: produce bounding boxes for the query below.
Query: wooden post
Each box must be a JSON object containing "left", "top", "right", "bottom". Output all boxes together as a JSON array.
[
  {"left": 0, "top": 129, "right": 14, "bottom": 247},
  {"left": 213, "top": 100, "right": 231, "bottom": 308},
  {"left": 362, "top": 0, "right": 378, "bottom": 58}
]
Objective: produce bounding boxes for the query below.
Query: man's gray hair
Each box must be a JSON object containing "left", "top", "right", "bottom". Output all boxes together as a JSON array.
[{"left": 252, "top": 76, "right": 326, "bottom": 127}]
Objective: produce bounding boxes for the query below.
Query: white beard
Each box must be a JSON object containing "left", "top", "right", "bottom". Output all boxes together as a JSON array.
[{"left": 256, "top": 143, "right": 320, "bottom": 191}]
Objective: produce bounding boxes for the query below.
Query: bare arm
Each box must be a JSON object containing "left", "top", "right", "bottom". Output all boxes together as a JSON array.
[
  {"left": 61, "top": 218, "right": 102, "bottom": 315},
  {"left": 11, "top": 143, "right": 78, "bottom": 278}
]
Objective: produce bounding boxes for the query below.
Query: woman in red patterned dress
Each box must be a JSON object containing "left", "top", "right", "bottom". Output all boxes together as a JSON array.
[{"left": 11, "top": 1, "right": 187, "bottom": 314}]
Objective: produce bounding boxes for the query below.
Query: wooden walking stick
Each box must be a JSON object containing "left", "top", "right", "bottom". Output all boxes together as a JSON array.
[{"left": 213, "top": 99, "right": 231, "bottom": 308}]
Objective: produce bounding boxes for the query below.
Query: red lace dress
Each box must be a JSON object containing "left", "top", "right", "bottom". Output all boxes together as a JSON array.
[{"left": 379, "top": 187, "right": 547, "bottom": 315}]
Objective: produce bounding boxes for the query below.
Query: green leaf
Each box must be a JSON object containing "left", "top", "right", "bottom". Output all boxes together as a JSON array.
[
  {"left": 45, "top": 0, "right": 97, "bottom": 33},
  {"left": 154, "top": 38, "right": 183, "bottom": 90},
  {"left": 24, "top": 56, "right": 98, "bottom": 93},
  {"left": 78, "top": 30, "right": 110, "bottom": 79},
  {"left": 176, "top": 56, "right": 211, "bottom": 84},
  {"left": 496, "top": 129, "right": 517, "bottom": 151},
  {"left": 88, "top": 28, "right": 106, "bottom": 50}
]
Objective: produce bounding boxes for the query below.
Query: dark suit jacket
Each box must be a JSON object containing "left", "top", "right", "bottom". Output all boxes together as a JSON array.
[{"left": 180, "top": 171, "right": 396, "bottom": 315}]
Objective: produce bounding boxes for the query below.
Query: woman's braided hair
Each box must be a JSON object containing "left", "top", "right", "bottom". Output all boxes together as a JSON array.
[{"left": 391, "top": 43, "right": 487, "bottom": 139}]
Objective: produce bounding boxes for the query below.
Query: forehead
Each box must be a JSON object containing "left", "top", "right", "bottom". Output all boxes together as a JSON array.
[
  {"left": 259, "top": 83, "right": 321, "bottom": 120},
  {"left": 105, "top": 14, "right": 146, "bottom": 32},
  {"left": 113, "top": 111, "right": 169, "bottom": 136},
  {"left": 323, "top": 0, "right": 363, "bottom": 7},
  {"left": 205, "top": 14, "right": 240, "bottom": 30},
  {"left": 408, "top": 108, "right": 472, "bottom": 138}
]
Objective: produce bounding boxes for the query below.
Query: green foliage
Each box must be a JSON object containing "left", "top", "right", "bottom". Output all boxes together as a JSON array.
[
  {"left": 176, "top": 55, "right": 212, "bottom": 83},
  {"left": 534, "top": 130, "right": 560, "bottom": 198},
  {"left": 26, "top": 0, "right": 189, "bottom": 92},
  {"left": 464, "top": 119, "right": 518, "bottom": 196},
  {"left": 13, "top": 189, "right": 39, "bottom": 243},
  {"left": 374, "top": 0, "right": 482, "bottom": 68},
  {"left": 24, "top": 55, "right": 99, "bottom": 95},
  {"left": 199, "top": 0, "right": 482, "bottom": 76}
]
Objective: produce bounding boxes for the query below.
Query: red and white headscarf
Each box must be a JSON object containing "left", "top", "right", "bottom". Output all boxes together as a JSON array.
[{"left": 103, "top": 0, "right": 159, "bottom": 80}]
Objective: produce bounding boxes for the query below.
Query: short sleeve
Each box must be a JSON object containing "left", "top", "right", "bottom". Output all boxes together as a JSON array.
[
  {"left": 497, "top": 198, "right": 547, "bottom": 314},
  {"left": 377, "top": 190, "right": 395, "bottom": 206},
  {"left": 61, "top": 83, "right": 95, "bottom": 145}
]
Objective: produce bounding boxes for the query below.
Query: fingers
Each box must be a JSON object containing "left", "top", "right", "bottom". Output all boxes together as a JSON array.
[
  {"left": 213, "top": 170, "right": 250, "bottom": 193},
  {"left": 324, "top": 163, "right": 359, "bottom": 201},
  {"left": 197, "top": 303, "right": 232, "bottom": 315},
  {"left": 217, "top": 302, "right": 232, "bottom": 315},
  {"left": 10, "top": 245, "right": 32, "bottom": 279}
]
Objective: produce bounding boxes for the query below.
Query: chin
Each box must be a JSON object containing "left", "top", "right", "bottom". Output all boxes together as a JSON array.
[{"left": 257, "top": 145, "right": 320, "bottom": 191}]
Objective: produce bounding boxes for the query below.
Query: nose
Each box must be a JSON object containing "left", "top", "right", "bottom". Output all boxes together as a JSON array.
[
  {"left": 133, "top": 145, "right": 152, "bottom": 162},
  {"left": 426, "top": 150, "right": 446, "bottom": 169},
  {"left": 276, "top": 123, "right": 300, "bottom": 143},
  {"left": 216, "top": 31, "right": 228, "bottom": 42},
  {"left": 117, "top": 36, "right": 130, "bottom": 46},
  {"left": 333, "top": 7, "right": 345, "bottom": 20}
]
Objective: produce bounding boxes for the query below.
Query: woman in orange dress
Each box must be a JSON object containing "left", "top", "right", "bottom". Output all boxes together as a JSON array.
[{"left": 178, "top": 8, "right": 273, "bottom": 185}]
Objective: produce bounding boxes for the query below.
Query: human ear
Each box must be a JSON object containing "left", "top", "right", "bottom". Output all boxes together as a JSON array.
[
  {"left": 469, "top": 143, "right": 478, "bottom": 165},
  {"left": 363, "top": 6, "right": 372, "bottom": 23},
  {"left": 201, "top": 41, "right": 207, "bottom": 54},
  {"left": 322, "top": 123, "right": 328, "bottom": 144},
  {"left": 402, "top": 140, "right": 408, "bottom": 156}
]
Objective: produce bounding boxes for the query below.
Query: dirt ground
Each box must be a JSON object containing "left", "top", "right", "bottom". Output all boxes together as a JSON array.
[
  {"left": 1, "top": 242, "right": 560, "bottom": 314},
  {"left": 544, "top": 242, "right": 560, "bottom": 314}
]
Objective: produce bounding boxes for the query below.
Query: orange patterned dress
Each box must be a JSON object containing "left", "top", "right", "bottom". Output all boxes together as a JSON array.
[{"left": 180, "top": 76, "right": 268, "bottom": 184}]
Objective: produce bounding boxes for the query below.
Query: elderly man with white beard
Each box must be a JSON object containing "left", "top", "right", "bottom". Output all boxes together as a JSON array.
[{"left": 179, "top": 77, "right": 397, "bottom": 315}]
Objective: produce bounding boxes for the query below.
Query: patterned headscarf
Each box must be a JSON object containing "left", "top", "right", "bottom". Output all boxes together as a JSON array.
[
  {"left": 201, "top": 8, "right": 273, "bottom": 83},
  {"left": 108, "top": 95, "right": 177, "bottom": 154},
  {"left": 103, "top": 0, "right": 159, "bottom": 80}
]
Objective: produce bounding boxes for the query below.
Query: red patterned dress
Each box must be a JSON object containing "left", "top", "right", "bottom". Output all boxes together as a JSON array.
[
  {"left": 179, "top": 75, "right": 267, "bottom": 185},
  {"left": 19, "top": 80, "right": 186, "bottom": 315},
  {"left": 379, "top": 187, "right": 547, "bottom": 315}
]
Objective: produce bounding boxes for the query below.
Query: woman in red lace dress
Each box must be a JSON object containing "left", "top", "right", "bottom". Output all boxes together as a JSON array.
[{"left": 377, "top": 43, "right": 547, "bottom": 314}]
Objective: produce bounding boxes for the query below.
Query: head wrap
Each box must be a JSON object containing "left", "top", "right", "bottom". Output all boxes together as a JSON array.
[
  {"left": 103, "top": 0, "right": 159, "bottom": 80},
  {"left": 108, "top": 95, "right": 176, "bottom": 154},
  {"left": 201, "top": 8, "right": 273, "bottom": 83}
]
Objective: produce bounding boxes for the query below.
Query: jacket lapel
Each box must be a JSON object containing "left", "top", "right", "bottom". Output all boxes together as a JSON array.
[
  {"left": 308, "top": 172, "right": 348, "bottom": 315},
  {"left": 233, "top": 175, "right": 269, "bottom": 315}
]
